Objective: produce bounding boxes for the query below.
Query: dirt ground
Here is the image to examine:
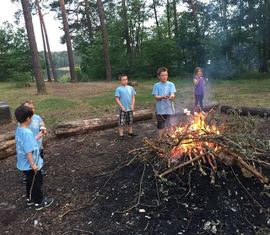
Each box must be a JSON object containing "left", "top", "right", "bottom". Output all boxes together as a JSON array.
[{"left": 1, "top": 119, "right": 270, "bottom": 235}]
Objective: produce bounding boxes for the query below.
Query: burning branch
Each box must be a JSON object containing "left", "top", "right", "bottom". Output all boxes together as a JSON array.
[{"left": 131, "top": 110, "right": 270, "bottom": 184}]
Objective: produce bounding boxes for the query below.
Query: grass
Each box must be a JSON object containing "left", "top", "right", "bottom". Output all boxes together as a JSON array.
[{"left": 1, "top": 74, "right": 270, "bottom": 128}]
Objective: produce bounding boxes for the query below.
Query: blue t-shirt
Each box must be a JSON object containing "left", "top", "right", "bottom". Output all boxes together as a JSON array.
[
  {"left": 115, "top": 85, "right": 136, "bottom": 111},
  {"left": 152, "top": 81, "right": 176, "bottom": 115},
  {"left": 15, "top": 127, "right": 43, "bottom": 171},
  {"left": 29, "top": 114, "right": 43, "bottom": 149}
]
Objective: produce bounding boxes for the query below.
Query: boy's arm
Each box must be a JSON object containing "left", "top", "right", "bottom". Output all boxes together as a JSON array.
[
  {"left": 35, "top": 131, "right": 44, "bottom": 140},
  {"left": 169, "top": 83, "right": 176, "bottom": 100},
  {"left": 169, "top": 93, "right": 176, "bottom": 100},
  {"left": 131, "top": 95, "right": 135, "bottom": 111},
  {"left": 154, "top": 95, "right": 168, "bottom": 100},
  {"left": 152, "top": 85, "right": 168, "bottom": 100},
  {"left": 26, "top": 152, "right": 38, "bottom": 172},
  {"left": 115, "top": 96, "right": 126, "bottom": 111}
]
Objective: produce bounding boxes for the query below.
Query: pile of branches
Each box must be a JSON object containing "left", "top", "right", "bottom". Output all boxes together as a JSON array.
[{"left": 130, "top": 110, "right": 270, "bottom": 184}]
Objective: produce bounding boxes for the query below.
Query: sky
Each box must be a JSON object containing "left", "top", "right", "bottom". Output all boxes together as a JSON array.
[{"left": 0, "top": 0, "right": 66, "bottom": 52}]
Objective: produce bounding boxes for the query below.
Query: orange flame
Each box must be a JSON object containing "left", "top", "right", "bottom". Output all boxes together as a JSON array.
[{"left": 170, "top": 111, "right": 220, "bottom": 159}]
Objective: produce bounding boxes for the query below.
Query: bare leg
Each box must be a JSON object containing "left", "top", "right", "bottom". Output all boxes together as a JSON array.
[
  {"left": 128, "top": 125, "right": 133, "bottom": 134},
  {"left": 158, "top": 129, "right": 166, "bottom": 139},
  {"left": 119, "top": 127, "right": 124, "bottom": 136}
]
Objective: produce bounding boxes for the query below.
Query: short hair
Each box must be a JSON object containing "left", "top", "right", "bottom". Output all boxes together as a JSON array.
[
  {"left": 15, "top": 105, "right": 33, "bottom": 123},
  {"left": 118, "top": 74, "right": 128, "bottom": 80},
  {"left": 157, "top": 67, "right": 168, "bottom": 77},
  {"left": 21, "top": 99, "right": 34, "bottom": 106},
  {"left": 194, "top": 67, "right": 202, "bottom": 75}
]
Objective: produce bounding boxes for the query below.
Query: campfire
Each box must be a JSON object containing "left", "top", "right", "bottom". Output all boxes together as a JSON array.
[
  {"left": 131, "top": 108, "right": 270, "bottom": 184},
  {"left": 170, "top": 110, "right": 220, "bottom": 163}
]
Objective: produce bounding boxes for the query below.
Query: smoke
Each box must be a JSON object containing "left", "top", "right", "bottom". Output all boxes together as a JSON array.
[{"left": 204, "top": 59, "right": 235, "bottom": 80}]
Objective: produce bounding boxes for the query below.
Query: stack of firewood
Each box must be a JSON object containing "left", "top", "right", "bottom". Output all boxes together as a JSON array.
[{"left": 130, "top": 110, "right": 270, "bottom": 184}]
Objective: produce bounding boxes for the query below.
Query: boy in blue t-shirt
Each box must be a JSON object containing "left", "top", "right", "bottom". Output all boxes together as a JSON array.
[
  {"left": 22, "top": 100, "right": 47, "bottom": 175},
  {"left": 115, "top": 74, "right": 137, "bottom": 140},
  {"left": 152, "top": 67, "right": 176, "bottom": 137},
  {"left": 15, "top": 105, "right": 53, "bottom": 210}
]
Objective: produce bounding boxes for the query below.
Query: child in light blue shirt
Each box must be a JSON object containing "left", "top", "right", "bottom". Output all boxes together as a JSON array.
[
  {"left": 115, "top": 74, "right": 137, "bottom": 139},
  {"left": 152, "top": 67, "right": 176, "bottom": 137},
  {"left": 15, "top": 105, "right": 53, "bottom": 210},
  {"left": 22, "top": 100, "right": 47, "bottom": 175},
  {"left": 22, "top": 100, "right": 46, "bottom": 150}
]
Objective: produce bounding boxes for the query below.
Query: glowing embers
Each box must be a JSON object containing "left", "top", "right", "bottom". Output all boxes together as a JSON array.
[{"left": 170, "top": 111, "right": 221, "bottom": 160}]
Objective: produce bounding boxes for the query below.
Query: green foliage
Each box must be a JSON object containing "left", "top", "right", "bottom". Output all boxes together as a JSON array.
[
  {"left": 0, "top": 23, "right": 32, "bottom": 82},
  {"left": 4, "top": 0, "right": 270, "bottom": 81},
  {"left": 58, "top": 75, "right": 71, "bottom": 83}
]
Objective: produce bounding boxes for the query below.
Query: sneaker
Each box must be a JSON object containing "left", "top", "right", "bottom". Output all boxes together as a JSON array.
[
  {"left": 26, "top": 198, "right": 35, "bottom": 206},
  {"left": 41, "top": 169, "right": 47, "bottom": 177},
  {"left": 35, "top": 198, "right": 54, "bottom": 211},
  {"left": 128, "top": 132, "right": 137, "bottom": 137}
]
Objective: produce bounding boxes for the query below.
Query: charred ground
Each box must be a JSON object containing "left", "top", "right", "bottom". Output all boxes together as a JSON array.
[{"left": 0, "top": 120, "right": 270, "bottom": 235}]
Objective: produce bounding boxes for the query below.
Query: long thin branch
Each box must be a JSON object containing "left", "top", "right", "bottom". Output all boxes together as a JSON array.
[{"left": 158, "top": 155, "right": 202, "bottom": 178}]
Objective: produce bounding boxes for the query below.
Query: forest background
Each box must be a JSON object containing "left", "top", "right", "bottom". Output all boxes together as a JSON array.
[{"left": 0, "top": 0, "right": 269, "bottom": 85}]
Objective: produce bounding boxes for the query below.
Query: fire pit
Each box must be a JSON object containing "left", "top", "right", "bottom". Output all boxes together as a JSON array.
[{"left": 131, "top": 108, "right": 270, "bottom": 184}]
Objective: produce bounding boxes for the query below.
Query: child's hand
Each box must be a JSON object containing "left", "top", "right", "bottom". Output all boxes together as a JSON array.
[
  {"left": 36, "top": 131, "right": 44, "bottom": 140},
  {"left": 163, "top": 95, "right": 169, "bottom": 99},
  {"left": 121, "top": 107, "right": 126, "bottom": 112},
  {"left": 169, "top": 94, "right": 175, "bottom": 100},
  {"left": 32, "top": 164, "right": 38, "bottom": 172},
  {"left": 40, "top": 126, "right": 47, "bottom": 135}
]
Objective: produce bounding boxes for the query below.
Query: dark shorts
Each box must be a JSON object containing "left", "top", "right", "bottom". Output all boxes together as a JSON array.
[
  {"left": 118, "top": 110, "right": 134, "bottom": 126},
  {"left": 156, "top": 114, "right": 173, "bottom": 129}
]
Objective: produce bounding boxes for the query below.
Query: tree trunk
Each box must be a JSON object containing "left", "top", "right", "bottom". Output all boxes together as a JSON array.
[
  {"left": 36, "top": 0, "right": 51, "bottom": 82},
  {"left": 187, "top": 0, "right": 202, "bottom": 65},
  {"left": 37, "top": 2, "right": 58, "bottom": 83},
  {"left": 152, "top": 0, "right": 159, "bottom": 28},
  {"left": 121, "top": 0, "right": 131, "bottom": 54},
  {"left": 172, "top": 0, "right": 178, "bottom": 38},
  {"left": 152, "top": 0, "right": 161, "bottom": 39},
  {"left": 59, "top": 0, "right": 78, "bottom": 82},
  {"left": 166, "top": 0, "right": 171, "bottom": 39},
  {"left": 219, "top": 0, "right": 230, "bottom": 61},
  {"left": 97, "top": 0, "right": 112, "bottom": 81},
  {"left": 42, "top": 19, "right": 58, "bottom": 82},
  {"left": 84, "top": 0, "right": 93, "bottom": 43},
  {"left": 21, "top": 0, "right": 46, "bottom": 94},
  {"left": 187, "top": 0, "right": 200, "bottom": 36},
  {"left": 261, "top": 0, "right": 270, "bottom": 73}
]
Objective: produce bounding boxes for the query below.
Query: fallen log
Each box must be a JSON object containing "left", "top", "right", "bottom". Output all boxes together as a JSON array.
[
  {"left": 0, "top": 133, "right": 16, "bottom": 160},
  {"left": 54, "top": 109, "right": 154, "bottom": 138},
  {"left": 0, "top": 132, "right": 15, "bottom": 142},
  {"left": 0, "top": 139, "right": 15, "bottom": 152},
  {"left": 220, "top": 105, "right": 270, "bottom": 117},
  {"left": 0, "top": 146, "right": 16, "bottom": 160}
]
